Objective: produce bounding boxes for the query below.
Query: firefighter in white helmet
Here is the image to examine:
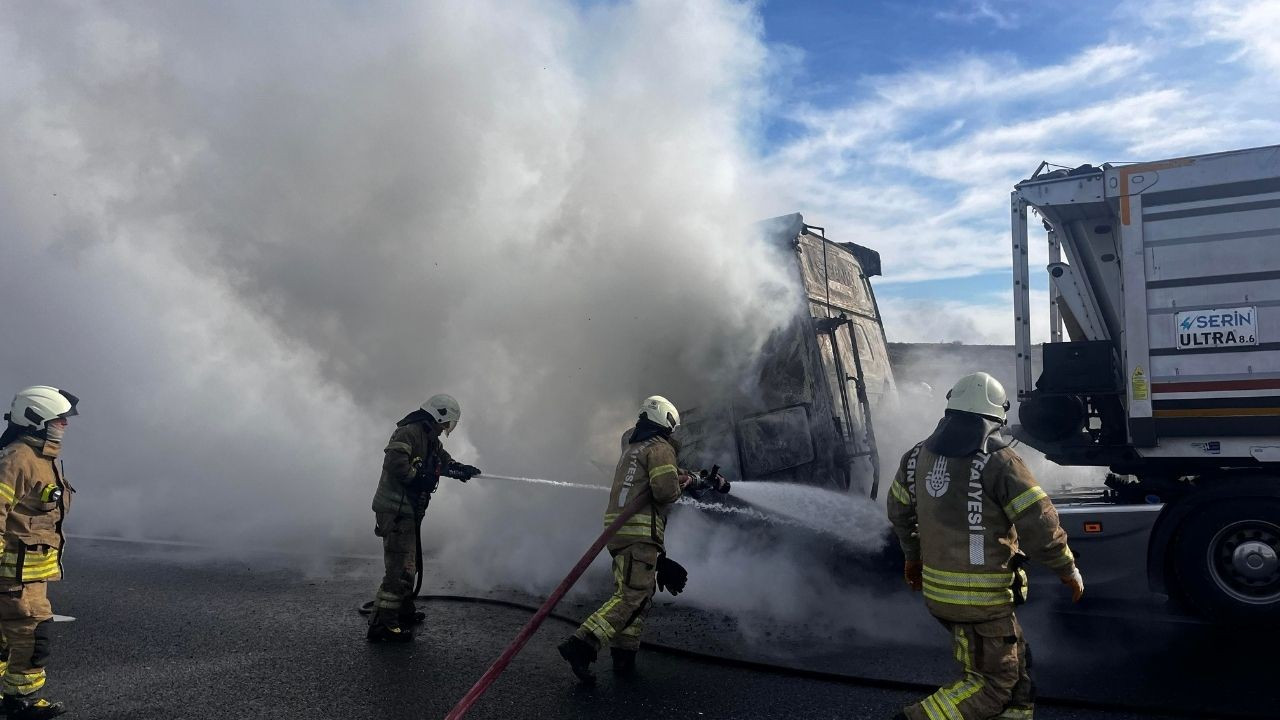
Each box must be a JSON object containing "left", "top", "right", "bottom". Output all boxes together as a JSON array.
[
  {"left": 366, "top": 394, "right": 480, "bottom": 642},
  {"left": 0, "top": 386, "right": 80, "bottom": 719},
  {"left": 558, "top": 395, "right": 727, "bottom": 682},
  {"left": 888, "top": 372, "right": 1084, "bottom": 720}
]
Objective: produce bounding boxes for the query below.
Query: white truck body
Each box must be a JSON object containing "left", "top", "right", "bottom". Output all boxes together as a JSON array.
[
  {"left": 1013, "top": 145, "right": 1280, "bottom": 467},
  {"left": 1010, "top": 145, "right": 1280, "bottom": 621}
]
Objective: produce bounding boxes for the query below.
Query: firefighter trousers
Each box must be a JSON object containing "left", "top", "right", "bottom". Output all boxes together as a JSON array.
[
  {"left": 904, "top": 614, "right": 1035, "bottom": 720},
  {"left": 371, "top": 513, "right": 419, "bottom": 626},
  {"left": 0, "top": 582, "right": 54, "bottom": 697},
  {"left": 573, "top": 544, "right": 658, "bottom": 652}
]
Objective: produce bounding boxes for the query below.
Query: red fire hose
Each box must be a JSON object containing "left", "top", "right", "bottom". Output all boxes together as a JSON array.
[{"left": 442, "top": 490, "right": 651, "bottom": 720}]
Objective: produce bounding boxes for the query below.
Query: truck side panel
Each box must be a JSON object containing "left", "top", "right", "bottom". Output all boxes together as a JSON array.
[{"left": 1121, "top": 148, "right": 1280, "bottom": 440}]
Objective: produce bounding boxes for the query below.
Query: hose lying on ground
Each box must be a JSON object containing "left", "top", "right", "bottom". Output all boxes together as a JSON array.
[{"left": 422, "top": 592, "right": 1262, "bottom": 720}]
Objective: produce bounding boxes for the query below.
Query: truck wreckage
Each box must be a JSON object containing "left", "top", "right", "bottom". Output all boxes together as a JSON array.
[{"left": 677, "top": 213, "right": 896, "bottom": 499}]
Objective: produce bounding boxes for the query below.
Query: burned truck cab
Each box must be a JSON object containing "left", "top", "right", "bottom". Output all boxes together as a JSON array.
[{"left": 678, "top": 214, "right": 895, "bottom": 497}]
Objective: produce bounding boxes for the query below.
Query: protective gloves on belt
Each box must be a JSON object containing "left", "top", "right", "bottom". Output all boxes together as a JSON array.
[
  {"left": 903, "top": 560, "right": 923, "bottom": 591},
  {"left": 1060, "top": 567, "right": 1085, "bottom": 602},
  {"left": 445, "top": 461, "right": 481, "bottom": 482},
  {"left": 655, "top": 554, "right": 688, "bottom": 596}
]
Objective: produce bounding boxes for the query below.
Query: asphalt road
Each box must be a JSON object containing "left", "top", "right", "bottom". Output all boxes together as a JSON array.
[{"left": 39, "top": 539, "right": 1269, "bottom": 720}]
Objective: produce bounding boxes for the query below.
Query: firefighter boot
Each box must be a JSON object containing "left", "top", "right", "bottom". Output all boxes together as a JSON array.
[
  {"left": 611, "top": 648, "right": 637, "bottom": 677},
  {"left": 557, "top": 636, "right": 597, "bottom": 684},
  {"left": 367, "top": 611, "right": 414, "bottom": 643},
  {"left": 2, "top": 696, "right": 66, "bottom": 719},
  {"left": 398, "top": 599, "right": 426, "bottom": 627}
]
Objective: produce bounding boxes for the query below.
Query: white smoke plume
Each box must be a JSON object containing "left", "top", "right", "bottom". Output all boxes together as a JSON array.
[{"left": 0, "top": 2, "right": 803, "bottom": 554}]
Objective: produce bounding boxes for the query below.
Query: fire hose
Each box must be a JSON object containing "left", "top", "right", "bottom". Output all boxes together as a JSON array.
[
  {"left": 441, "top": 489, "right": 653, "bottom": 720},
  {"left": 424, "top": 592, "right": 1252, "bottom": 720}
]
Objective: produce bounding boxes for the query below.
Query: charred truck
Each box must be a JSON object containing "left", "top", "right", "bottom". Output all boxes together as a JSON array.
[
  {"left": 678, "top": 213, "right": 895, "bottom": 497},
  {"left": 1011, "top": 144, "right": 1280, "bottom": 621}
]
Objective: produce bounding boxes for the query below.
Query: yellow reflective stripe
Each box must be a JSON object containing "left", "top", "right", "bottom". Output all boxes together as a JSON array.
[
  {"left": 0, "top": 484, "right": 14, "bottom": 503},
  {"left": 2, "top": 669, "right": 45, "bottom": 695},
  {"left": 923, "top": 584, "right": 1014, "bottom": 606},
  {"left": 953, "top": 625, "right": 968, "bottom": 667},
  {"left": 0, "top": 549, "right": 60, "bottom": 579},
  {"left": 922, "top": 693, "right": 961, "bottom": 720},
  {"left": 944, "top": 678, "right": 983, "bottom": 709},
  {"left": 1004, "top": 486, "right": 1048, "bottom": 518},
  {"left": 1044, "top": 546, "right": 1076, "bottom": 570},
  {"left": 923, "top": 566, "right": 1013, "bottom": 588},
  {"left": 647, "top": 464, "right": 677, "bottom": 480},
  {"left": 889, "top": 480, "right": 911, "bottom": 505}
]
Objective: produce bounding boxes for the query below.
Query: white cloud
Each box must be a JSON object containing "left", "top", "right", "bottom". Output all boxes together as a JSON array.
[
  {"left": 755, "top": 0, "right": 1280, "bottom": 344},
  {"left": 935, "top": 1, "right": 1020, "bottom": 31},
  {"left": 879, "top": 290, "right": 1052, "bottom": 345}
]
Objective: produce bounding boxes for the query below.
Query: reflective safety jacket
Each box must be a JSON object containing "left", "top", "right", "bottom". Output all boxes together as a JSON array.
[
  {"left": 887, "top": 441, "right": 1076, "bottom": 623},
  {"left": 371, "top": 420, "right": 453, "bottom": 519},
  {"left": 0, "top": 436, "right": 74, "bottom": 588},
  {"left": 604, "top": 433, "right": 684, "bottom": 553}
]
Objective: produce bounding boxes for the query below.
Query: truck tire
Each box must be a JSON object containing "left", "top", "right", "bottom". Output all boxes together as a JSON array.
[{"left": 1174, "top": 498, "right": 1280, "bottom": 622}]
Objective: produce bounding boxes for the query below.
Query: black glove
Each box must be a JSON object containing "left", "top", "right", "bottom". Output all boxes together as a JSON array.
[
  {"left": 445, "top": 461, "right": 481, "bottom": 482},
  {"left": 655, "top": 554, "right": 688, "bottom": 596}
]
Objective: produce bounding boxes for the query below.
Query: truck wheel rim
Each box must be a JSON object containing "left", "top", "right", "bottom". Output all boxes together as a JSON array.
[{"left": 1208, "top": 520, "right": 1280, "bottom": 605}]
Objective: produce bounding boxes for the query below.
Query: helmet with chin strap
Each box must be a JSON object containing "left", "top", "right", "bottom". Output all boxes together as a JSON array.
[{"left": 422, "top": 394, "right": 461, "bottom": 436}]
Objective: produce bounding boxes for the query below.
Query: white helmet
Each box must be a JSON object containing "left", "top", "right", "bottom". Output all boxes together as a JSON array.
[
  {"left": 639, "top": 395, "right": 680, "bottom": 432},
  {"left": 422, "top": 394, "right": 461, "bottom": 436},
  {"left": 946, "top": 373, "right": 1009, "bottom": 423},
  {"left": 6, "top": 386, "right": 79, "bottom": 430}
]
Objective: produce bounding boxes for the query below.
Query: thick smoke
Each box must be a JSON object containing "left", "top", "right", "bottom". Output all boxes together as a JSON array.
[{"left": 0, "top": 2, "right": 800, "bottom": 552}]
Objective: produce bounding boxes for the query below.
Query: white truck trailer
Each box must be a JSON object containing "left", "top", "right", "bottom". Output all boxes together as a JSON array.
[{"left": 1011, "top": 144, "right": 1280, "bottom": 621}]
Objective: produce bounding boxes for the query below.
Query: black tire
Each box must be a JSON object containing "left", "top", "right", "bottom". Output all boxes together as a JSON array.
[{"left": 1174, "top": 498, "right": 1280, "bottom": 622}]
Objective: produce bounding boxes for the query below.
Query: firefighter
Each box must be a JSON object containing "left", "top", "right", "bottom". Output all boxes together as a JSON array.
[
  {"left": 557, "top": 395, "right": 727, "bottom": 683},
  {"left": 366, "top": 394, "right": 480, "bottom": 643},
  {"left": 887, "top": 373, "right": 1084, "bottom": 720},
  {"left": 0, "top": 386, "right": 80, "bottom": 719}
]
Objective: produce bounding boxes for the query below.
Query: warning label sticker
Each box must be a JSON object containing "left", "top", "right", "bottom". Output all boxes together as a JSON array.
[
  {"left": 1175, "top": 306, "right": 1258, "bottom": 350},
  {"left": 1131, "top": 366, "right": 1148, "bottom": 401}
]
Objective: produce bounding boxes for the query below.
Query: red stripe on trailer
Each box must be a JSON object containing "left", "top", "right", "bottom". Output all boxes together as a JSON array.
[{"left": 1152, "top": 378, "right": 1280, "bottom": 393}]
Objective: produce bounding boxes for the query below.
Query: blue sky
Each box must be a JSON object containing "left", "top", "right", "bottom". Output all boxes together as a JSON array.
[{"left": 747, "top": 0, "right": 1280, "bottom": 342}]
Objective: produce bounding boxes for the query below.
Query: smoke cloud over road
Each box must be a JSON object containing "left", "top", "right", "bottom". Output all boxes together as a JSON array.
[{"left": 0, "top": 2, "right": 799, "bottom": 552}]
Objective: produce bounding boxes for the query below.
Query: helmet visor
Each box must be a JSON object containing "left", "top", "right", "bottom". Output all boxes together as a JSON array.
[{"left": 58, "top": 390, "right": 80, "bottom": 418}]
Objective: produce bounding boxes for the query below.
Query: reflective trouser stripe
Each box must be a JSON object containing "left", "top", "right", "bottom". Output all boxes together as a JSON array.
[
  {"left": 374, "top": 590, "right": 401, "bottom": 610},
  {"left": 2, "top": 669, "right": 45, "bottom": 696},
  {"left": 576, "top": 550, "right": 656, "bottom": 650},
  {"left": 919, "top": 625, "right": 984, "bottom": 720},
  {"left": 580, "top": 554, "right": 628, "bottom": 647}
]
